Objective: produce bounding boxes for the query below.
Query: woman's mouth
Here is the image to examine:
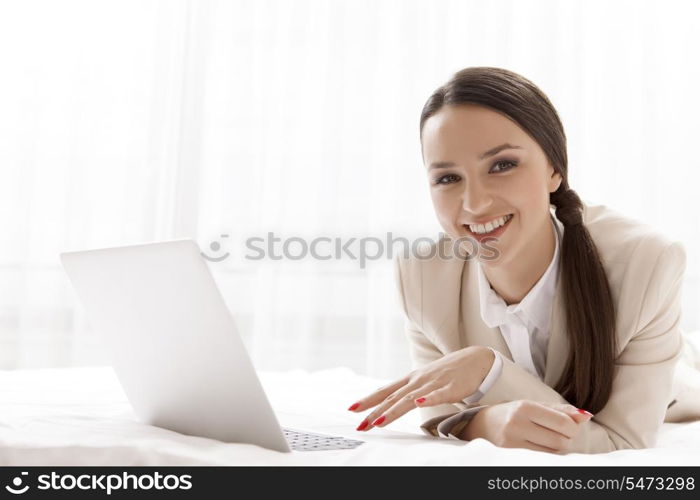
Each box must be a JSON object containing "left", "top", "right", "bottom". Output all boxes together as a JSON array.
[{"left": 463, "top": 213, "right": 514, "bottom": 242}]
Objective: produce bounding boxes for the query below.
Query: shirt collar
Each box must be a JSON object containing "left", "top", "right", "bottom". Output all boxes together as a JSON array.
[{"left": 476, "top": 211, "right": 563, "bottom": 331}]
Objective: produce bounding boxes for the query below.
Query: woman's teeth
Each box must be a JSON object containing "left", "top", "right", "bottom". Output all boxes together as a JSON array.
[{"left": 467, "top": 214, "right": 513, "bottom": 234}]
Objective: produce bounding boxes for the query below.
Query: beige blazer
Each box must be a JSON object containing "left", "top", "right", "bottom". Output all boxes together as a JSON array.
[{"left": 394, "top": 201, "right": 700, "bottom": 453}]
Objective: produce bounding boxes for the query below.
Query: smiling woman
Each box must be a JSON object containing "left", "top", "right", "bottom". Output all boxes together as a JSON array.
[{"left": 347, "top": 66, "right": 700, "bottom": 454}]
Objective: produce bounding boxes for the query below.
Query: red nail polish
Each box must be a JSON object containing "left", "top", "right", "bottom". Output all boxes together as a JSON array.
[
  {"left": 348, "top": 402, "right": 360, "bottom": 411},
  {"left": 577, "top": 408, "right": 593, "bottom": 416},
  {"left": 415, "top": 397, "right": 426, "bottom": 404},
  {"left": 372, "top": 416, "right": 386, "bottom": 426},
  {"left": 356, "top": 419, "right": 368, "bottom": 431}
]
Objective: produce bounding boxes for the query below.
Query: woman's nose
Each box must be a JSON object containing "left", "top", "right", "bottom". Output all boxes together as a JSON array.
[{"left": 461, "top": 178, "right": 493, "bottom": 213}]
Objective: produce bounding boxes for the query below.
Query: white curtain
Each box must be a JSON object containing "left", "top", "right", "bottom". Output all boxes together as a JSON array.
[{"left": 2, "top": 0, "right": 699, "bottom": 377}]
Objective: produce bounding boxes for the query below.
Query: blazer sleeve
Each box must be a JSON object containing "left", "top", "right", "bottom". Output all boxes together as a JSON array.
[
  {"left": 474, "top": 240, "right": 687, "bottom": 453},
  {"left": 394, "top": 255, "right": 490, "bottom": 435},
  {"left": 394, "top": 256, "right": 501, "bottom": 439}
]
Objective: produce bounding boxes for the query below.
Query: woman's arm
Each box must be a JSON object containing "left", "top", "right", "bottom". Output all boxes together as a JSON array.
[
  {"left": 395, "top": 255, "right": 487, "bottom": 425},
  {"left": 465, "top": 241, "right": 687, "bottom": 453}
]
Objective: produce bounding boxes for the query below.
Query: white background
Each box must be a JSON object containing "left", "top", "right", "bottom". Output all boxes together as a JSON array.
[{"left": 1, "top": 0, "right": 699, "bottom": 378}]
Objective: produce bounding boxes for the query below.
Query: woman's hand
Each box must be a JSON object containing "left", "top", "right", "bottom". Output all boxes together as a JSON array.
[
  {"left": 348, "top": 346, "right": 494, "bottom": 431},
  {"left": 461, "top": 400, "right": 594, "bottom": 453}
]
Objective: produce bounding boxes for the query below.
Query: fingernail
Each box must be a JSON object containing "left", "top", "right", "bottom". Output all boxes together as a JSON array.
[
  {"left": 372, "top": 415, "right": 386, "bottom": 426},
  {"left": 348, "top": 402, "right": 360, "bottom": 411},
  {"left": 577, "top": 408, "right": 594, "bottom": 416},
  {"left": 415, "top": 397, "right": 426, "bottom": 404},
  {"left": 356, "top": 419, "right": 369, "bottom": 431}
]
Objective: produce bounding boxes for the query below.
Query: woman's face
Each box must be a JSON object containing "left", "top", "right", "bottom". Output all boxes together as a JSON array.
[{"left": 421, "top": 104, "right": 562, "bottom": 266}]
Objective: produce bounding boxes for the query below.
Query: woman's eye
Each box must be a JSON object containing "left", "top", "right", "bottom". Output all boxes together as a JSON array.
[
  {"left": 433, "top": 161, "right": 517, "bottom": 185},
  {"left": 490, "top": 160, "right": 518, "bottom": 173},
  {"left": 433, "top": 173, "right": 461, "bottom": 185}
]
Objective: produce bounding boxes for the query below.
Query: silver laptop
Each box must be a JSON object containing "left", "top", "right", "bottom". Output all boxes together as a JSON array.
[{"left": 59, "top": 238, "right": 364, "bottom": 453}]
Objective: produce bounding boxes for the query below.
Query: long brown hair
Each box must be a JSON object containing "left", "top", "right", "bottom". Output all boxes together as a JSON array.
[{"left": 419, "top": 67, "right": 616, "bottom": 413}]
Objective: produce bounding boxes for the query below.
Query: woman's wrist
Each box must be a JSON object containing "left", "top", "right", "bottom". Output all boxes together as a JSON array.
[
  {"left": 458, "top": 406, "right": 490, "bottom": 440},
  {"left": 471, "top": 346, "right": 495, "bottom": 386}
]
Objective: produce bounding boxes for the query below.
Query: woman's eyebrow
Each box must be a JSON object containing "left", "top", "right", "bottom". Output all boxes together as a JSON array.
[
  {"left": 428, "top": 161, "right": 457, "bottom": 170},
  {"left": 428, "top": 143, "right": 524, "bottom": 170},
  {"left": 479, "top": 143, "right": 523, "bottom": 159}
]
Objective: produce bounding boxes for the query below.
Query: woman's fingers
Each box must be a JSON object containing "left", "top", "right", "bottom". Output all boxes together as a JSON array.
[
  {"left": 412, "top": 384, "right": 453, "bottom": 407},
  {"left": 347, "top": 375, "right": 409, "bottom": 413},
  {"left": 358, "top": 382, "right": 438, "bottom": 431},
  {"left": 522, "top": 439, "right": 561, "bottom": 454},
  {"left": 365, "top": 382, "right": 439, "bottom": 430},
  {"left": 528, "top": 404, "right": 579, "bottom": 439},
  {"left": 540, "top": 402, "right": 594, "bottom": 424},
  {"left": 566, "top": 409, "right": 594, "bottom": 424},
  {"left": 525, "top": 419, "right": 573, "bottom": 452},
  {"left": 524, "top": 402, "right": 597, "bottom": 452}
]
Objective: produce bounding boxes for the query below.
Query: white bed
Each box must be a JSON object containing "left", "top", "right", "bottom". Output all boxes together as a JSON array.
[{"left": 1, "top": 365, "right": 699, "bottom": 466}]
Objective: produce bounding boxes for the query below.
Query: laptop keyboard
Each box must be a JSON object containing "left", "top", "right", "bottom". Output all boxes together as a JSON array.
[{"left": 282, "top": 427, "right": 364, "bottom": 452}]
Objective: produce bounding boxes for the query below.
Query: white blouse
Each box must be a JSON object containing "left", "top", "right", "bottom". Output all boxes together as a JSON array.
[{"left": 462, "top": 212, "right": 564, "bottom": 404}]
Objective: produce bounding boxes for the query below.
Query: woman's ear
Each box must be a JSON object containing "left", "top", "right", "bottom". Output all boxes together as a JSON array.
[{"left": 548, "top": 165, "right": 562, "bottom": 193}]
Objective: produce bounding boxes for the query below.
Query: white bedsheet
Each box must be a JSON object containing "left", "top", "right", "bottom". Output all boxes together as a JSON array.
[{"left": 1, "top": 366, "right": 699, "bottom": 466}]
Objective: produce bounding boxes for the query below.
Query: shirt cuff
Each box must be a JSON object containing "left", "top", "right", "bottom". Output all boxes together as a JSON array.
[
  {"left": 419, "top": 405, "right": 489, "bottom": 440},
  {"left": 461, "top": 347, "right": 503, "bottom": 405}
]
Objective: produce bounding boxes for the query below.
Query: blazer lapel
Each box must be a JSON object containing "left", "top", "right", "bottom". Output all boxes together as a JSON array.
[{"left": 459, "top": 258, "right": 514, "bottom": 359}]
